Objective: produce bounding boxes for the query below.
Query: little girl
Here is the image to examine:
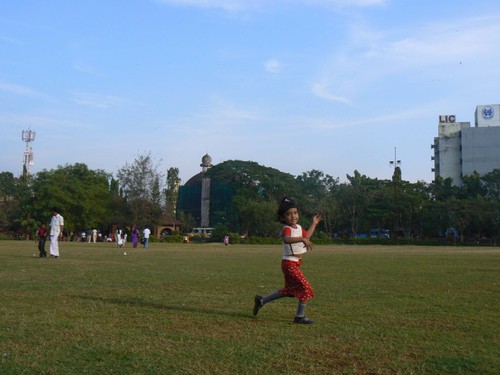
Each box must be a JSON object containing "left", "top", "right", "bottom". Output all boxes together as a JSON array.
[{"left": 253, "top": 197, "right": 322, "bottom": 324}]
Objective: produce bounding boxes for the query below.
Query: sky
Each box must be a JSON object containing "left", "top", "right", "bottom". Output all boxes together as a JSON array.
[{"left": 1, "top": 0, "right": 499, "bottom": 185}]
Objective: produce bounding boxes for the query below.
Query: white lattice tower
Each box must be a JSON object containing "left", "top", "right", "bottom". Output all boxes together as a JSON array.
[{"left": 21, "top": 129, "right": 36, "bottom": 175}]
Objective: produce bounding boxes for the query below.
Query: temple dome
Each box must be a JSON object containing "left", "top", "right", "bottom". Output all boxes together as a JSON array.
[{"left": 200, "top": 153, "right": 213, "bottom": 172}]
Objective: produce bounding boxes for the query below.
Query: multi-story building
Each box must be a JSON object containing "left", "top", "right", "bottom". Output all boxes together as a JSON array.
[{"left": 432, "top": 104, "right": 500, "bottom": 186}]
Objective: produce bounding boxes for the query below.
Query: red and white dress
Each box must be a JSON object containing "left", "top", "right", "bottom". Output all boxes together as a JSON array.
[{"left": 279, "top": 224, "right": 315, "bottom": 302}]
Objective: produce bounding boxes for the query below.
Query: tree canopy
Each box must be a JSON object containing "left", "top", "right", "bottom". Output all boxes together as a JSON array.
[{"left": 1, "top": 156, "right": 498, "bottom": 243}]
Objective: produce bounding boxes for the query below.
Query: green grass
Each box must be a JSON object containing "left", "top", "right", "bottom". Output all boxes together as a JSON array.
[{"left": 0, "top": 241, "right": 498, "bottom": 374}]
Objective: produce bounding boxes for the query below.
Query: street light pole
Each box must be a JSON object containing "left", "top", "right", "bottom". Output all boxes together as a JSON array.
[
  {"left": 389, "top": 147, "right": 401, "bottom": 172},
  {"left": 389, "top": 147, "right": 402, "bottom": 238}
]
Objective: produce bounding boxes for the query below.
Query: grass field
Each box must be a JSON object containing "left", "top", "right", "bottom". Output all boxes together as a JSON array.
[{"left": 0, "top": 240, "right": 498, "bottom": 374}]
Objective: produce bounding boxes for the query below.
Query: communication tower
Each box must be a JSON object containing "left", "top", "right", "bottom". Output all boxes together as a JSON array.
[{"left": 21, "top": 129, "right": 36, "bottom": 175}]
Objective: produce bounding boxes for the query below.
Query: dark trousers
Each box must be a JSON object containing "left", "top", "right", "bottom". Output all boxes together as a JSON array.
[{"left": 38, "top": 238, "right": 47, "bottom": 257}]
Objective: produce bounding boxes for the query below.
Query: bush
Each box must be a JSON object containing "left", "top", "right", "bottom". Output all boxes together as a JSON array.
[
  {"left": 0, "top": 232, "right": 14, "bottom": 240},
  {"left": 159, "top": 235, "right": 183, "bottom": 243},
  {"left": 151, "top": 234, "right": 497, "bottom": 247}
]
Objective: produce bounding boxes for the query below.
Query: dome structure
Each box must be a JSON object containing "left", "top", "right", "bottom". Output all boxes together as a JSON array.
[{"left": 200, "top": 154, "right": 213, "bottom": 173}]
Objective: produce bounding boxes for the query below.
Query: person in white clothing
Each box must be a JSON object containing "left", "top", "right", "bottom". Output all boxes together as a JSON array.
[
  {"left": 49, "top": 208, "right": 64, "bottom": 258},
  {"left": 143, "top": 226, "right": 151, "bottom": 248},
  {"left": 115, "top": 225, "right": 123, "bottom": 248}
]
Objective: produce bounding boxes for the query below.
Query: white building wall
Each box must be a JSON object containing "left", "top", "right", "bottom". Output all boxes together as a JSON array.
[
  {"left": 475, "top": 104, "right": 500, "bottom": 127},
  {"left": 436, "top": 121, "right": 469, "bottom": 185},
  {"left": 434, "top": 105, "right": 500, "bottom": 186}
]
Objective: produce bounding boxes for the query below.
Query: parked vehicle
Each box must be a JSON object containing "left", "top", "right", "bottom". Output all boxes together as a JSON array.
[
  {"left": 370, "top": 229, "right": 390, "bottom": 239},
  {"left": 189, "top": 228, "right": 214, "bottom": 238},
  {"left": 445, "top": 227, "right": 459, "bottom": 239}
]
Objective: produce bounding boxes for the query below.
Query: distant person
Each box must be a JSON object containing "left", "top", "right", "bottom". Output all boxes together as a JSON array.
[
  {"left": 223, "top": 235, "right": 229, "bottom": 246},
  {"left": 131, "top": 225, "right": 139, "bottom": 248},
  {"left": 115, "top": 225, "right": 124, "bottom": 248},
  {"left": 92, "top": 228, "right": 97, "bottom": 243},
  {"left": 37, "top": 223, "right": 48, "bottom": 258},
  {"left": 143, "top": 226, "right": 151, "bottom": 248},
  {"left": 49, "top": 208, "right": 64, "bottom": 258},
  {"left": 253, "top": 197, "right": 322, "bottom": 324}
]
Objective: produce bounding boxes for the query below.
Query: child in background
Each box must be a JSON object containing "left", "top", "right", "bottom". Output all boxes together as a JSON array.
[
  {"left": 253, "top": 197, "right": 322, "bottom": 324},
  {"left": 37, "top": 223, "right": 48, "bottom": 258}
]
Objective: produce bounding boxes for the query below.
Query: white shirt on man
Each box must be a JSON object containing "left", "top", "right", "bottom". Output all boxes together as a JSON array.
[{"left": 50, "top": 214, "right": 64, "bottom": 236}]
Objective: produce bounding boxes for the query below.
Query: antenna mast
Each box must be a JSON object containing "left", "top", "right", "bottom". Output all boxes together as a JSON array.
[{"left": 21, "top": 129, "right": 36, "bottom": 175}]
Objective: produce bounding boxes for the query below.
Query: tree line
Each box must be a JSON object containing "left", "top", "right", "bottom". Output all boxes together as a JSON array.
[
  {"left": 0, "top": 153, "right": 180, "bottom": 241},
  {"left": 200, "top": 160, "right": 499, "bottom": 243},
  {"left": 0, "top": 155, "right": 498, "bottom": 243}
]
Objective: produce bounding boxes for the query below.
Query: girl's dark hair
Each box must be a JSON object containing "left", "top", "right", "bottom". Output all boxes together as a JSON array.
[{"left": 277, "top": 196, "right": 298, "bottom": 223}]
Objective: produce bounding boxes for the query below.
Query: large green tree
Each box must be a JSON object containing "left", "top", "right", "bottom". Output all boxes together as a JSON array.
[
  {"left": 26, "top": 163, "right": 113, "bottom": 238},
  {"left": 164, "top": 167, "right": 181, "bottom": 218},
  {"left": 0, "top": 172, "right": 19, "bottom": 230},
  {"left": 116, "top": 153, "right": 164, "bottom": 227},
  {"left": 296, "top": 169, "right": 338, "bottom": 235},
  {"left": 337, "top": 171, "right": 377, "bottom": 237}
]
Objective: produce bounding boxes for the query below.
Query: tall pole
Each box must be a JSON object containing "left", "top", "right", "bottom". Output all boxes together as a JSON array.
[
  {"left": 389, "top": 147, "right": 401, "bottom": 172},
  {"left": 389, "top": 147, "right": 402, "bottom": 238},
  {"left": 21, "top": 129, "right": 36, "bottom": 176}
]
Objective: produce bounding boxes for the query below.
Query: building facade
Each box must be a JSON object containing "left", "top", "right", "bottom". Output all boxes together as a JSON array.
[{"left": 432, "top": 104, "right": 500, "bottom": 186}]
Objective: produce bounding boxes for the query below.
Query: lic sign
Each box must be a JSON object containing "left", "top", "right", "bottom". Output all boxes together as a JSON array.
[{"left": 439, "top": 115, "right": 456, "bottom": 123}]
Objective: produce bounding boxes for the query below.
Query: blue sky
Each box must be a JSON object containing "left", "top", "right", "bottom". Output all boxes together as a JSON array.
[{"left": 1, "top": 0, "right": 499, "bottom": 184}]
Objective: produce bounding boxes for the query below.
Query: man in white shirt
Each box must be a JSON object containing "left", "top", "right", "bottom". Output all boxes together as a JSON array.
[
  {"left": 143, "top": 226, "right": 151, "bottom": 249},
  {"left": 49, "top": 208, "right": 64, "bottom": 258}
]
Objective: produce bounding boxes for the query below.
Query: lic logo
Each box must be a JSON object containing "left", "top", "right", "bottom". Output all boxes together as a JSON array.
[{"left": 482, "top": 106, "right": 494, "bottom": 119}]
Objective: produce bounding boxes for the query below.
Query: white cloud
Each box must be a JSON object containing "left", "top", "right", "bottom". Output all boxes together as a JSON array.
[
  {"left": 311, "top": 13, "right": 500, "bottom": 107},
  {"left": 154, "top": 0, "right": 387, "bottom": 12},
  {"left": 311, "top": 82, "right": 353, "bottom": 105},
  {"left": 0, "top": 81, "right": 56, "bottom": 102},
  {"left": 376, "top": 16, "right": 500, "bottom": 66},
  {"left": 175, "top": 101, "right": 261, "bottom": 133},
  {"left": 0, "top": 113, "right": 58, "bottom": 127},
  {"left": 264, "top": 58, "right": 282, "bottom": 73},
  {"left": 154, "top": 0, "right": 253, "bottom": 12},
  {"left": 73, "top": 61, "right": 104, "bottom": 77},
  {"left": 71, "top": 91, "right": 133, "bottom": 109},
  {"left": 306, "top": 0, "right": 387, "bottom": 7}
]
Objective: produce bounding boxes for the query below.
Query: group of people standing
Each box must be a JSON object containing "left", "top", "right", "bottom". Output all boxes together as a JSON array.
[
  {"left": 115, "top": 224, "right": 151, "bottom": 249},
  {"left": 36, "top": 209, "right": 152, "bottom": 258},
  {"left": 36, "top": 208, "right": 64, "bottom": 258},
  {"left": 80, "top": 229, "right": 101, "bottom": 243}
]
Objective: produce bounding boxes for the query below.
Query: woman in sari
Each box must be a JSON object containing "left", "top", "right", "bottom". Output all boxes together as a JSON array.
[{"left": 131, "top": 225, "right": 139, "bottom": 248}]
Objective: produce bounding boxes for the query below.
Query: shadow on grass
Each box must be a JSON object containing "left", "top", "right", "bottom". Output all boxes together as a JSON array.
[{"left": 74, "top": 295, "right": 251, "bottom": 319}]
